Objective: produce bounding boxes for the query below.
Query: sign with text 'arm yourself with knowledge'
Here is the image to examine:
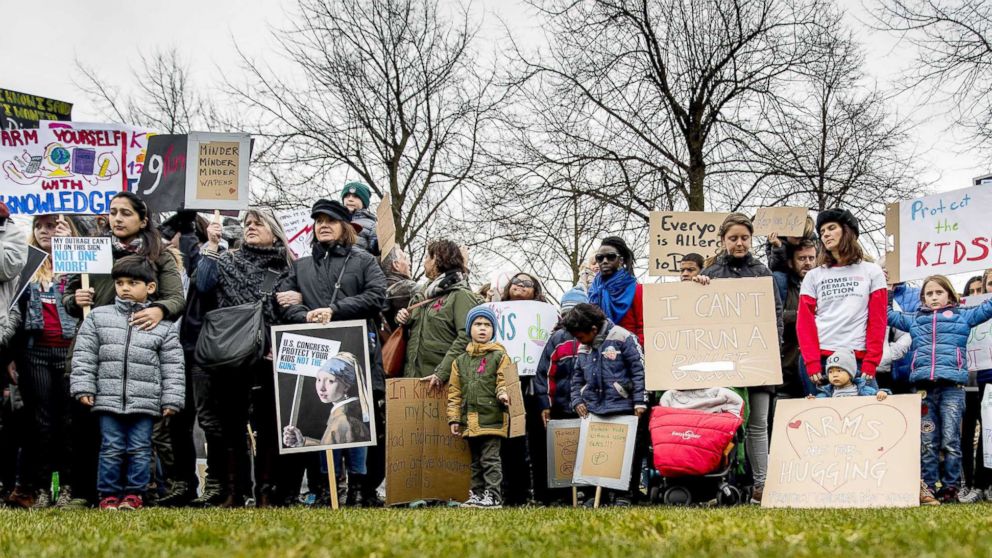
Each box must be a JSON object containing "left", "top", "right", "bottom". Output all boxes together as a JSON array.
[
  {"left": 649, "top": 211, "right": 729, "bottom": 276},
  {"left": 643, "top": 278, "right": 782, "bottom": 390},
  {"left": 885, "top": 184, "right": 992, "bottom": 284}
]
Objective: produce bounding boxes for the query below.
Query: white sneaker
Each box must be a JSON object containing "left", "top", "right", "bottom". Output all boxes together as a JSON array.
[
  {"left": 958, "top": 486, "right": 984, "bottom": 504},
  {"left": 461, "top": 491, "right": 483, "bottom": 508},
  {"left": 477, "top": 490, "right": 502, "bottom": 509}
]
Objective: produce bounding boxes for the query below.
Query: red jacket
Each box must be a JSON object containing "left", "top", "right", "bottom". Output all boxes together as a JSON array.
[{"left": 617, "top": 284, "right": 644, "bottom": 347}]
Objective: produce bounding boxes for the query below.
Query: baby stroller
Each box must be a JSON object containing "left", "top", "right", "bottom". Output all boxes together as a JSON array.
[{"left": 647, "top": 387, "right": 747, "bottom": 506}]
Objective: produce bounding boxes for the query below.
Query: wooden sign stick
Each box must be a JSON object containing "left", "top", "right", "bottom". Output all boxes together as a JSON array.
[
  {"left": 326, "top": 449, "right": 339, "bottom": 510},
  {"left": 81, "top": 273, "right": 91, "bottom": 318},
  {"left": 572, "top": 487, "right": 578, "bottom": 508},
  {"left": 593, "top": 486, "right": 602, "bottom": 508}
]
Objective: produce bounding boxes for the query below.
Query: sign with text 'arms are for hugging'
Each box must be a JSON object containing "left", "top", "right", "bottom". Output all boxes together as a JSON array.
[
  {"left": 184, "top": 132, "right": 251, "bottom": 210},
  {"left": 762, "top": 395, "right": 920, "bottom": 508},
  {"left": 649, "top": 211, "right": 729, "bottom": 276},
  {"left": 51, "top": 237, "right": 112, "bottom": 275},
  {"left": 643, "top": 278, "right": 782, "bottom": 390},
  {"left": 886, "top": 184, "right": 991, "bottom": 284},
  {"left": 482, "top": 301, "right": 559, "bottom": 376},
  {"left": 572, "top": 414, "right": 638, "bottom": 491}
]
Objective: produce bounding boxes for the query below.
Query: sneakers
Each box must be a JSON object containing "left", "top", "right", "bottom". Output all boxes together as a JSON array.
[
  {"left": 749, "top": 486, "right": 763, "bottom": 505},
  {"left": 938, "top": 486, "right": 959, "bottom": 504},
  {"left": 5, "top": 487, "right": 35, "bottom": 509},
  {"left": 117, "top": 495, "right": 143, "bottom": 511},
  {"left": 920, "top": 481, "right": 941, "bottom": 506},
  {"left": 99, "top": 496, "right": 121, "bottom": 511},
  {"left": 54, "top": 486, "right": 74, "bottom": 509},
  {"left": 958, "top": 486, "right": 984, "bottom": 504},
  {"left": 476, "top": 490, "right": 502, "bottom": 509},
  {"left": 30, "top": 489, "right": 52, "bottom": 510},
  {"left": 461, "top": 491, "right": 484, "bottom": 508}
]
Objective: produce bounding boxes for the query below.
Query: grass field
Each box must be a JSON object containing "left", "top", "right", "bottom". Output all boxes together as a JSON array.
[{"left": 1, "top": 505, "right": 990, "bottom": 558}]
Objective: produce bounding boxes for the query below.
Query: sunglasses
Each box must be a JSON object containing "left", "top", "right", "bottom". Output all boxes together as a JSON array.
[
  {"left": 595, "top": 252, "right": 620, "bottom": 263},
  {"left": 511, "top": 278, "right": 535, "bottom": 288}
]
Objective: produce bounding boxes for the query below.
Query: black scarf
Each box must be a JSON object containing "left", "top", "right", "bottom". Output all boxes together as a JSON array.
[{"left": 215, "top": 244, "right": 289, "bottom": 320}]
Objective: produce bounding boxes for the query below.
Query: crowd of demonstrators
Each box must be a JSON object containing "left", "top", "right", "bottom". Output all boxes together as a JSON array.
[{"left": 5, "top": 192, "right": 992, "bottom": 512}]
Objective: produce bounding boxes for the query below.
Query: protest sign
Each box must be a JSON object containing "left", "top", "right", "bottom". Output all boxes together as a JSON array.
[
  {"left": 9, "top": 244, "right": 47, "bottom": 311},
  {"left": 134, "top": 134, "right": 187, "bottom": 214},
  {"left": 753, "top": 207, "right": 808, "bottom": 237},
  {"left": 649, "top": 211, "right": 729, "bottom": 275},
  {"left": 376, "top": 196, "right": 396, "bottom": 261},
  {"left": 276, "top": 208, "right": 314, "bottom": 260},
  {"left": 503, "top": 363, "right": 527, "bottom": 438},
  {"left": 482, "top": 300, "right": 559, "bottom": 376},
  {"left": 885, "top": 184, "right": 992, "bottom": 283},
  {"left": 546, "top": 419, "right": 581, "bottom": 489},
  {"left": 963, "top": 294, "right": 992, "bottom": 371},
  {"left": 573, "top": 414, "right": 638, "bottom": 491},
  {"left": 271, "top": 322, "right": 375, "bottom": 454},
  {"left": 385, "top": 378, "right": 472, "bottom": 505},
  {"left": 0, "top": 88, "right": 72, "bottom": 129},
  {"left": 982, "top": 386, "right": 992, "bottom": 468},
  {"left": 184, "top": 132, "right": 251, "bottom": 210},
  {"left": 763, "top": 395, "right": 920, "bottom": 508},
  {"left": 643, "top": 278, "right": 782, "bottom": 390},
  {"left": 51, "top": 237, "right": 112, "bottom": 275},
  {"left": 0, "top": 123, "right": 151, "bottom": 215}
]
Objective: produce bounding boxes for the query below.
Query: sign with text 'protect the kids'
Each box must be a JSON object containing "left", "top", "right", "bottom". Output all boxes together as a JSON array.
[
  {"left": 886, "top": 185, "right": 990, "bottom": 284},
  {"left": 51, "top": 237, "right": 112, "bottom": 275},
  {"left": 482, "top": 301, "right": 559, "bottom": 376}
]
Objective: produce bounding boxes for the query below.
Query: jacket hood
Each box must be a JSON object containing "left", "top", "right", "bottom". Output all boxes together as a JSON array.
[{"left": 465, "top": 341, "right": 506, "bottom": 357}]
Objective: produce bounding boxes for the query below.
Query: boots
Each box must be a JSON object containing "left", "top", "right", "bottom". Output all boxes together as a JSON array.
[
  {"left": 361, "top": 477, "right": 384, "bottom": 508},
  {"left": 157, "top": 480, "right": 195, "bottom": 507},
  {"left": 190, "top": 476, "right": 224, "bottom": 508},
  {"left": 217, "top": 450, "right": 244, "bottom": 508},
  {"left": 346, "top": 473, "right": 364, "bottom": 507}
]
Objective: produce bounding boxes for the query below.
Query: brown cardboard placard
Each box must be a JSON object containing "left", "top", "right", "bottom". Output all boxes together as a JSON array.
[
  {"left": 643, "top": 278, "right": 782, "bottom": 390},
  {"left": 376, "top": 195, "right": 396, "bottom": 261},
  {"left": 504, "top": 363, "right": 527, "bottom": 438},
  {"left": 648, "top": 211, "right": 729, "bottom": 275},
  {"left": 753, "top": 207, "right": 808, "bottom": 237},
  {"left": 184, "top": 132, "right": 251, "bottom": 211},
  {"left": 572, "top": 414, "right": 638, "bottom": 490},
  {"left": 762, "top": 395, "right": 921, "bottom": 508},
  {"left": 385, "top": 379, "right": 471, "bottom": 505},
  {"left": 546, "top": 419, "right": 581, "bottom": 488},
  {"left": 884, "top": 202, "right": 901, "bottom": 285}
]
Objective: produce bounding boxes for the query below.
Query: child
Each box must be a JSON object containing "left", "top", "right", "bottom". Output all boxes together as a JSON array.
[
  {"left": 340, "top": 181, "right": 379, "bottom": 256},
  {"left": 808, "top": 349, "right": 888, "bottom": 400},
  {"left": 70, "top": 256, "right": 185, "bottom": 511},
  {"left": 447, "top": 306, "right": 511, "bottom": 509},
  {"left": 888, "top": 274, "right": 992, "bottom": 505},
  {"left": 565, "top": 303, "right": 647, "bottom": 506}
]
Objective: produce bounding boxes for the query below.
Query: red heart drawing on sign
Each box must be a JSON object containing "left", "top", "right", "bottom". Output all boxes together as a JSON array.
[
  {"left": 784, "top": 404, "right": 908, "bottom": 494},
  {"left": 788, "top": 420, "right": 802, "bottom": 429},
  {"left": 228, "top": 187, "right": 236, "bottom": 194}
]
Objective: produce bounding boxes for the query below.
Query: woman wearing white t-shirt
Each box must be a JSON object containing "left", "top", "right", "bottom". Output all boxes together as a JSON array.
[{"left": 797, "top": 209, "right": 887, "bottom": 386}]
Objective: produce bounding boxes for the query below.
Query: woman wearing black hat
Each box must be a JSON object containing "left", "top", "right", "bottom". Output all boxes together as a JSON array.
[{"left": 797, "top": 209, "right": 887, "bottom": 390}]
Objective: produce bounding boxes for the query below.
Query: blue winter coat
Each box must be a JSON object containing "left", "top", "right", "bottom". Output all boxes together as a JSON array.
[
  {"left": 570, "top": 320, "right": 647, "bottom": 415},
  {"left": 533, "top": 327, "right": 580, "bottom": 413},
  {"left": 815, "top": 377, "right": 879, "bottom": 398},
  {"left": 888, "top": 300, "right": 992, "bottom": 385},
  {"left": 889, "top": 283, "right": 921, "bottom": 381}
]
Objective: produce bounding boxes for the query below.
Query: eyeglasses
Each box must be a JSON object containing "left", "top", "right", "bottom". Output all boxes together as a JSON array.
[
  {"left": 595, "top": 252, "right": 620, "bottom": 263},
  {"left": 511, "top": 278, "right": 535, "bottom": 288}
]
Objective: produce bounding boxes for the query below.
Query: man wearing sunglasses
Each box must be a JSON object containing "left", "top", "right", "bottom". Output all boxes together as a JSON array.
[{"left": 588, "top": 237, "right": 643, "bottom": 347}]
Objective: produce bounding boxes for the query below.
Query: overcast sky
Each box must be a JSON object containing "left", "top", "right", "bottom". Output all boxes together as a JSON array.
[{"left": 1, "top": 0, "right": 985, "bottom": 195}]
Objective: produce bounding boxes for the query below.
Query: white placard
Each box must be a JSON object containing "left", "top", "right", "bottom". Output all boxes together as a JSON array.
[
  {"left": 275, "top": 332, "right": 341, "bottom": 377},
  {"left": 51, "top": 237, "right": 113, "bottom": 274}
]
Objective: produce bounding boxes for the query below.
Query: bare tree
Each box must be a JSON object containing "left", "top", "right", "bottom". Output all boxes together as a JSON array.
[
  {"left": 76, "top": 48, "right": 213, "bottom": 133},
  {"left": 228, "top": 0, "right": 502, "bottom": 266}
]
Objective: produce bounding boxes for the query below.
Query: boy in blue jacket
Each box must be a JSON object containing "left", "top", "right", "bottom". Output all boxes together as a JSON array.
[
  {"left": 809, "top": 350, "right": 888, "bottom": 400},
  {"left": 565, "top": 303, "right": 647, "bottom": 506}
]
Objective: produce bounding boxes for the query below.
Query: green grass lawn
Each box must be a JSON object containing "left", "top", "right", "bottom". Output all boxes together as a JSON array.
[{"left": 1, "top": 505, "right": 989, "bottom": 557}]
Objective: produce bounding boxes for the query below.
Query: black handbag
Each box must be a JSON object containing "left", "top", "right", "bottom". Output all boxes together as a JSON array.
[{"left": 194, "top": 269, "right": 281, "bottom": 372}]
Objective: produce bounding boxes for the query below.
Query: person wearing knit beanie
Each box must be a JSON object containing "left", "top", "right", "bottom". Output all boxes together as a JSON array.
[
  {"left": 824, "top": 349, "right": 858, "bottom": 382},
  {"left": 341, "top": 182, "right": 372, "bottom": 211},
  {"left": 465, "top": 305, "right": 499, "bottom": 336},
  {"left": 560, "top": 287, "right": 589, "bottom": 312}
]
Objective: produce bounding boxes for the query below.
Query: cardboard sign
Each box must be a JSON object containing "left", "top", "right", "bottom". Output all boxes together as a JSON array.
[
  {"left": 0, "top": 122, "right": 151, "bottom": 215},
  {"left": 763, "top": 395, "right": 921, "bottom": 508},
  {"left": 385, "top": 378, "right": 472, "bottom": 505},
  {"left": 275, "top": 332, "right": 341, "bottom": 377},
  {"left": 885, "top": 184, "right": 992, "bottom": 284},
  {"left": 9, "top": 244, "right": 48, "bottom": 311},
  {"left": 0, "top": 88, "right": 72, "bottom": 129},
  {"left": 503, "top": 363, "right": 526, "bottom": 438},
  {"left": 546, "top": 419, "right": 581, "bottom": 488},
  {"left": 963, "top": 294, "right": 992, "bottom": 371},
  {"left": 483, "top": 301, "right": 559, "bottom": 376},
  {"left": 649, "top": 211, "right": 729, "bottom": 275},
  {"left": 753, "top": 207, "right": 808, "bottom": 237},
  {"left": 51, "top": 237, "right": 113, "bottom": 275},
  {"left": 573, "top": 414, "right": 638, "bottom": 490},
  {"left": 270, "top": 322, "right": 375, "bottom": 454},
  {"left": 376, "top": 196, "right": 396, "bottom": 262},
  {"left": 982, "top": 386, "right": 992, "bottom": 468},
  {"left": 276, "top": 208, "right": 314, "bottom": 260},
  {"left": 135, "top": 134, "right": 187, "bottom": 214},
  {"left": 184, "top": 132, "right": 250, "bottom": 210},
  {"left": 643, "top": 278, "right": 782, "bottom": 390}
]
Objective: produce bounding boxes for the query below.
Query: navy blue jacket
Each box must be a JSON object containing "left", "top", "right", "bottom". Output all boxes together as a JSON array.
[
  {"left": 533, "top": 327, "right": 580, "bottom": 413},
  {"left": 570, "top": 320, "right": 647, "bottom": 415}
]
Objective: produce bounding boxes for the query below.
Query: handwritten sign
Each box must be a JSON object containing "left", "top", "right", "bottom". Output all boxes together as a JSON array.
[
  {"left": 643, "top": 278, "right": 782, "bottom": 390},
  {"left": 483, "top": 301, "right": 559, "bottom": 376},
  {"left": 135, "top": 134, "right": 187, "bottom": 214},
  {"left": 275, "top": 333, "right": 341, "bottom": 377},
  {"left": 385, "top": 378, "right": 471, "bottom": 505},
  {"left": 763, "top": 395, "right": 920, "bottom": 508},
  {"left": 753, "top": 207, "right": 808, "bottom": 237},
  {"left": 0, "top": 88, "right": 72, "bottom": 129},
  {"left": 276, "top": 208, "right": 314, "bottom": 259},
  {"left": 886, "top": 184, "right": 991, "bottom": 283},
  {"left": 0, "top": 122, "right": 151, "bottom": 215},
  {"left": 376, "top": 196, "right": 396, "bottom": 262},
  {"left": 504, "top": 363, "right": 526, "bottom": 438},
  {"left": 184, "top": 132, "right": 250, "bottom": 210},
  {"left": 649, "top": 211, "right": 729, "bottom": 276},
  {"left": 963, "top": 294, "right": 992, "bottom": 371},
  {"left": 51, "top": 237, "right": 113, "bottom": 275},
  {"left": 546, "top": 419, "right": 581, "bottom": 488},
  {"left": 982, "top": 386, "right": 992, "bottom": 468},
  {"left": 573, "top": 414, "right": 638, "bottom": 490}
]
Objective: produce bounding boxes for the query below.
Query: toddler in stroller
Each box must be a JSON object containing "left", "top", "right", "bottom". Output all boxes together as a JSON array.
[{"left": 647, "top": 387, "right": 747, "bottom": 506}]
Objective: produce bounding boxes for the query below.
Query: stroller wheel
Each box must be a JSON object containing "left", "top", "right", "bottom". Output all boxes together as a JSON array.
[
  {"left": 663, "top": 486, "right": 692, "bottom": 506},
  {"left": 648, "top": 485, "right": 662, "bottom": 503},
  {"left": 717, "top": 484, "right": 742, "bottom": 507}
]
